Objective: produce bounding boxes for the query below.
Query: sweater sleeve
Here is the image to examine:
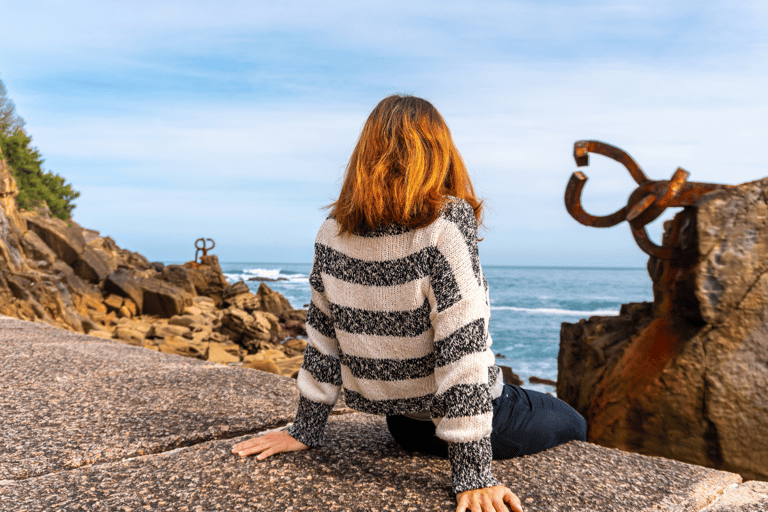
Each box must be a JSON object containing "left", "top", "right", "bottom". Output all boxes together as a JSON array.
[
  {"left": 429, "top": 200, "right": 500, "bottom": 495},
  {"left": 287, "top": 243, "right": 342, "bottom": 448}
]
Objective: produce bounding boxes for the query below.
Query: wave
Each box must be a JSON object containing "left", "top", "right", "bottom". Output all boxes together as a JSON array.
[
  {"left": 491, "top": 306, "right": 618, "bottom": 316},
  {"left": 224, "top": 267, "right": 309, "bottom": 284}
]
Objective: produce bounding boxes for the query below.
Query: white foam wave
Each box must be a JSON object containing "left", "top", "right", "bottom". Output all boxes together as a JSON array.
[
  {"left": 225, "top": 267, "right": 308, "bottom": 283},
  {"left": 491, "top": 306, "right": 618, "bottom": 316}
]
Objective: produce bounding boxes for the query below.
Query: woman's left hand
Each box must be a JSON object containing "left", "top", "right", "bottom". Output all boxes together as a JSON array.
[{"left": 231, "top": 430, "right": 309, "bottom": 460}]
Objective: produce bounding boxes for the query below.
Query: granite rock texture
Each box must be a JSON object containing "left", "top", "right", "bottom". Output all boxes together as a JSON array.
[
  {"left": 2, "top": 316, "right": 765, "bottom": 511},
  {"left": 559, "top": 177, "right": 768, "bottom": 481},
  {"left": 0, "top": 316, "right": 298, "bottom": 481}
]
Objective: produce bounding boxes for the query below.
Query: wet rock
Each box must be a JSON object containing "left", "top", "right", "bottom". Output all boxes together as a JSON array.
[{"left": 499, "top": 365, "right": 523, "bottom": 386}]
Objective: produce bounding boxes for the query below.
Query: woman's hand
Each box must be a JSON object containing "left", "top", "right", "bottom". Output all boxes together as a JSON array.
[
  {"left": 231, "top": 430, "right": 309, "bottom": 460},
  {"left": 456, "top": 485, "right": 523, "bottom": 512}
]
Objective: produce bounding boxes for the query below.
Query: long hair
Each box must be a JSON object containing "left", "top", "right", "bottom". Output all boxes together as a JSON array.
[{"left": 329, "top": 95, "right": 483, "bottom": 235}]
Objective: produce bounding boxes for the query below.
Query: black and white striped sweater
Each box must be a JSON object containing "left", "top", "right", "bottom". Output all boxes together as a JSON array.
[{"left": 288, "top": 198, "right": 503, "bottom": 494}]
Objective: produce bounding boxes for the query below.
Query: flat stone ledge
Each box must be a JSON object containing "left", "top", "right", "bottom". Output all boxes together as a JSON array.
[
  {"left": 0, "top": 316, "right": 298, "bottom": 480},
  {"left": 0, "top": 414, "right": 745, "bottom": 512},
  {"left": 1, "top": 315, "right": 762, "bottom": 511},
  {"left": 702, "top": 481, "right": 768, "bottom": 512}
]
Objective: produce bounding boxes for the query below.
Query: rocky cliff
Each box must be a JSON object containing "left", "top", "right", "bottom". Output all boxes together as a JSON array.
[
  {"left": 0, "top": 145, "right": 307, "bottom": 378},
  {"left": 559, "top": 176, "right": 768, "bottom": 481}
]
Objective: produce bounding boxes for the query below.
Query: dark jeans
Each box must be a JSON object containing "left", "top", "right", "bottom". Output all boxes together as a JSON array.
[{"left": 386, "top": 384, "right": 587, "bottom": 459}]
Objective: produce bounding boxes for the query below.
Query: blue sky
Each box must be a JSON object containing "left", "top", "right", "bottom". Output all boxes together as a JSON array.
[{"left": 1, "top": 1, "right": 766, "bottom": 266}]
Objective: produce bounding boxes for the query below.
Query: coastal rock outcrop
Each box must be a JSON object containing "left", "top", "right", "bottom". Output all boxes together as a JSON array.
[
  {"left": 559, "top": 176, "right": 768, "bottom": 481},
  {"left": 0, "top": 146, "right": 307, "bottom": 379}
]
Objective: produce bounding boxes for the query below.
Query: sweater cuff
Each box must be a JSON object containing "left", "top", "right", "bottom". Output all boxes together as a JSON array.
[
  {"left": 287, "top": 395, "right": 333, "bottom": 448},
  {"left": 448, "top": 438, "right": 501, "bottom": 495}
]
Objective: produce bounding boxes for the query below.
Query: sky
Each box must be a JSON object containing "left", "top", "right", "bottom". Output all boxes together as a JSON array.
[{"left": 1, "top": 0, "right": 767, "bottom": 267}]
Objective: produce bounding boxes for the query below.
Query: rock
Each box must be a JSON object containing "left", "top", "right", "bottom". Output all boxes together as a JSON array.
[
  {"left": 207, "top": 342, "right": 241, "bottom": 364},
  {"left": 182, "top": 255, "right": 229, "bottom": 303},
  {"left": 105, "top": 269, "right": 193, "bottom": 318},
  {"left": 529, "top": 376, "right": 557, "bottom": 387},
  {"left": 114, "top": 326, "right": 146, "bottom": 345},
  {"left": 24, "top": 215, "right": 85, "bottom": 267},
  {"left": 104, "top": 294, "right": 124, "bottom": 312},
  {"left": 281, "top": 338, "right": 307, "bottom": 357},
  {"left": 168, "top": 315, "right": 198, "bottom": 328},
  {"left": 220, "top": 307, "right": 272, "bottom": 350},
  {"left": 222, "top": 280, "right": 250, "bottom": 301},
  {"left": 275, "top": 354, "right": 305, "bottom": 378},
  {"left": 71, "top": 245, "right": 112, "bottom": 284},
  {"left": 158, "top": 264, "right": 196, "bottom": 296},
  {"left": 157, "top": 336, "right": 208, "bottom": 359},
  {"left": 558, "top": 177, "right": 768, "bottom": 481},
  {"left": 256, "top": 282, "right": 293, "bottom": 316},
  {"left": 147, "top": 323, "right": 190, "bottom": 339},
  {"left": 242, "top": 353, "right": 282, "bottom": 375},
  {"left": 20, "top": 229, "right": 57, "bottom": 266},
  {"left": 499, "top": 365, "right": 523, "bottom": 386}
]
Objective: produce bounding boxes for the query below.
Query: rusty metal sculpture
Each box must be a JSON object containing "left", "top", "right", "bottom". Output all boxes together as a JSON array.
[
  {"left": 565, "top": 140, "right": 730, "bottom": 259},
  {"left": 195, "top": 237, "right": 215, "bottom": 263}
]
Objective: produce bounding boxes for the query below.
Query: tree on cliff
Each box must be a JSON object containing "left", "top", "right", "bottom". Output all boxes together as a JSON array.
[{"left": 0, "top": 76, "right": 79, "bottom": 220}]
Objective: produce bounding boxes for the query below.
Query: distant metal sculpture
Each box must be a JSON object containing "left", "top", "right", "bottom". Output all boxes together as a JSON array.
[
  {"left": 195, "top": 238, "right": 215, "bottom": 263},
  {"left": 564, "top": 140, "right": 730, "bottom": 259}
]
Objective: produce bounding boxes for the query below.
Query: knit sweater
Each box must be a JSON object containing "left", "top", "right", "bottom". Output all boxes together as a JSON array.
[{"left": 287, "top": 198, "right": 502, "bottom": 495}]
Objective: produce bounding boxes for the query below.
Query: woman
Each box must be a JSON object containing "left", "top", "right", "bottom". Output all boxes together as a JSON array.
[{"left": 233, "top": 95, "right": 586, "bottom": 512}]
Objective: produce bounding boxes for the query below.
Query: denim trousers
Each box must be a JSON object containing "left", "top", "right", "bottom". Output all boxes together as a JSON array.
[{"left": 386, "top": 384, "right": 587, "bottom": 459}]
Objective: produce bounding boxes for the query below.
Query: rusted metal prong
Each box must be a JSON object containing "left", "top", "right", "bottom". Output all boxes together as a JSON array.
[
  {"left": 194, "top": 237, "right": 216, "bottom": 263},
  {"left": 565, "top": 140, "right": 732, "bottom": 260},
  {"left": 565, "top": 171, "right": 628, "bottom": 228},
  {"left": 574, "top": 140, "right": 649, "bottom": 185},
  {"left": 630, "top": 223, "right": 676, "bottom": 260}
]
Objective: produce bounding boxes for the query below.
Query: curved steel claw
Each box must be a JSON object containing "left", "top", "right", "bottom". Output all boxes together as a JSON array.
[
  {"left": 564, "top": 140, "right": 730, "bottom": 260},
  {"left": 195, "top": 237, "right": 216, "bottom": 263},
  {"left": 565, "top": 171, "right": 627, "bottom": 228}
]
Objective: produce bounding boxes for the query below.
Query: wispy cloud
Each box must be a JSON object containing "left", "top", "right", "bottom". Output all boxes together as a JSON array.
[{"left": 2, "top": 0, "right": 767, "bottom": 264}]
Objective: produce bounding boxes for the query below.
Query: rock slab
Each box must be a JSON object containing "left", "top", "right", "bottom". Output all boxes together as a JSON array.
[{"left": 2, "top": 316, "right": 765, "bottom": 511}]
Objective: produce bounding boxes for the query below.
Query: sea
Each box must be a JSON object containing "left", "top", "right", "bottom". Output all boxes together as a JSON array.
[{"left": 220, "top": 263, "right": 654, "bottom": 394}]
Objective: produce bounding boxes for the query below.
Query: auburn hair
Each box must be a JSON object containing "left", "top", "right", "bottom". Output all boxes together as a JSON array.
[{"left": 329, "top": 95, "right": 483, "bottom": 235}]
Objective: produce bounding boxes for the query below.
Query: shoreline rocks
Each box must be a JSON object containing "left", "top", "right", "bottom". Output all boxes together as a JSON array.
[{"left": 0, "top": 145, "right": 307, "bottom": 379}]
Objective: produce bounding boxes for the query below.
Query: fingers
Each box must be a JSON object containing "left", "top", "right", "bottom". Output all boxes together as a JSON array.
[
  {"left": 503, "top": 489, "right": 524, "bottom": 512},
  {"left": 455, "top": 492, "right": 469, "bottom": 512},
  {"left": 231, "top": 432, "right": 285, "bottom": 458}
]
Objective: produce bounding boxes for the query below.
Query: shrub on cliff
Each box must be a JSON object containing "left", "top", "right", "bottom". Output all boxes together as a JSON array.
[{"left": 1, "top": 77, "right": 79, "bottom": 220}]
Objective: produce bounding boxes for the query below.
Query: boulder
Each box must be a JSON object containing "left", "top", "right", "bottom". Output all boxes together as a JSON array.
[
  {"left": 219, "top": 306, "right": 272, "bottom": 350},
  {"left": 24, "top": 215, "right": 85, "bottom": 267},
  {"left": 182, "top": 255, "right": 229, "bottom": 303},
  {"left": 105, "top": 269, "right": 192, "bottom": 318},
  {"left": 158, "top": 265, "right": 196, "bottom": 296},
  {"left": 256, "top": 282, "right": 293, "bottom": 316},
  {"left": 559, "top": 177, "right": 768, "bottom": 481}
]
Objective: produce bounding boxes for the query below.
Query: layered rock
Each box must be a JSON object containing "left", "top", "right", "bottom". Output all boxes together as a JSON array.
[
  {"left": 559, "top": 177, "right": 768, "bottom": 481},
  {"left": 0, "top": 147, "right": 307, "bottom": 379}
]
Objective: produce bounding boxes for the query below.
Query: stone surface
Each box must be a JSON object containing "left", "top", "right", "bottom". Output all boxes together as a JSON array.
[
  {"left": 559, "top": 177, "right": 768, "bottom": 481},
  {"left": 3, "top": 315, "right": 764, "bottom": 511},
  {"left": 0, "top": 316, "right": 298, "bottom": 481},
  {"left": 703, "top": 481, "right": 768, "bottom": 512}
]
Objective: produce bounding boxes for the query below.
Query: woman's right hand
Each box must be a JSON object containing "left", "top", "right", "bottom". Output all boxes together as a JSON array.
[
  {"left": 231, "top": 430, "right": 308, "bottom": 460},
  {"left": 456, "top": 485, "right": 523, "bottom": 512}
]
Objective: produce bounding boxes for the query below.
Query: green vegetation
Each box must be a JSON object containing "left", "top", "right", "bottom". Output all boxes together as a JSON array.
[{"left": 1, "top": 77, "right": 79, "bottom": 220}]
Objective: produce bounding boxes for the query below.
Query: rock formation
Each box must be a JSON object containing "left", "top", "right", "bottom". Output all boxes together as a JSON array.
[
  {"left": 0, "top": 145, "right": 307, "bottom": 379},
  {"left": 559, "top": 176, "right": 768, "bottom": 481}
]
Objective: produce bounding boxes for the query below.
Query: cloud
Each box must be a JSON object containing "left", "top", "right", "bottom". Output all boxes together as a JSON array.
[{"left": 2, "top": 0, "right": 767, "bottom": 264}]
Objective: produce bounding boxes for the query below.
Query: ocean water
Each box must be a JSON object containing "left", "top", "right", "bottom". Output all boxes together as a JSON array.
[{"left": 221, "top": 263, "right": 654, "bottom": 393}]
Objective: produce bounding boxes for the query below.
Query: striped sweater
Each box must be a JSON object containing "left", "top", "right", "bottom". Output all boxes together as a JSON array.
[{"left": 287, "top": 198, "right": 502, "bottom": 494}]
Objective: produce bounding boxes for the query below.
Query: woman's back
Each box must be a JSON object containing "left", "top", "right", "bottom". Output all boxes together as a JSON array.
[{"left": 306, "top": 198, "right": 501, "bottom": 419}]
